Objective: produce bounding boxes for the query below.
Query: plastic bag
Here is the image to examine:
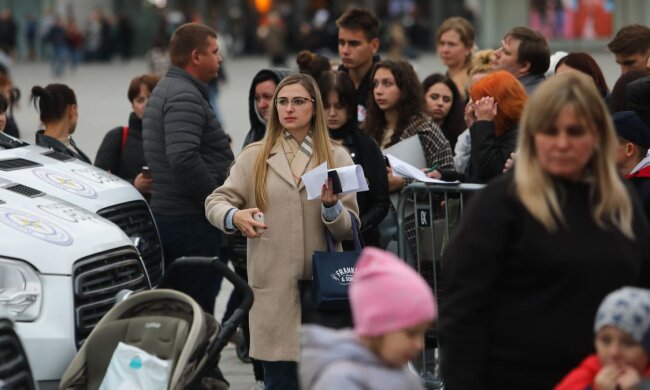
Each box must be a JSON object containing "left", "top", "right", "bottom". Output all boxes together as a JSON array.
[{"left": 99, "top": 342, "right": 172, "bottom": 390}]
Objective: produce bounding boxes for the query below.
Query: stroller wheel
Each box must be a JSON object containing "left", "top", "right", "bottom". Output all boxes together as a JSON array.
[{"left": 235, "top": 328, "right": 251, "bottom": 364}]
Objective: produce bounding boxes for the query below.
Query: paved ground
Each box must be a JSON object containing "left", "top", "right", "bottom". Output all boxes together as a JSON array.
[{"left": 9, "top": 52, "right": 622, "bottom": 389}]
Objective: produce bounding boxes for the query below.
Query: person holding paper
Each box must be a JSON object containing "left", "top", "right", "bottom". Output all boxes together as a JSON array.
[
  {"left": 428, "top": 71, "right": 527, "bottom": 184},
  {"left": 364, "top": 59, "right": 454, "bottom": 193},
  {"left": 318, "top": 70, "right": 389, "bottom": 248},
  {"left": 205, "top": 73, "right": 359, "bottom": 390}
]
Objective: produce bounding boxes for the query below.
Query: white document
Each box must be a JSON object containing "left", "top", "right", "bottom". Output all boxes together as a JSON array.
[
  {"left": 301, "top": 162, "right": 369, "bottom": 200},
  {"left": 383, "top": 135, "right": 427, "bottom": 171},
  {"left": 386, "top": 154, "right": 459, "bottom": 184}
]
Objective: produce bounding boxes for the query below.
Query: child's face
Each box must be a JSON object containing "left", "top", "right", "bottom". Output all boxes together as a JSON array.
[
  {"left": 374, "top": 322, "right": 430, "bottom": 368},
  {"left": 595, "top": 326, "right": 649, "bottom": 372}
]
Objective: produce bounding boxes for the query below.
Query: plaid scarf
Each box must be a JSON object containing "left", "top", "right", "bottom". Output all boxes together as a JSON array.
[{"left": 280, "top": 129, "right": 314, "bottom": 185}]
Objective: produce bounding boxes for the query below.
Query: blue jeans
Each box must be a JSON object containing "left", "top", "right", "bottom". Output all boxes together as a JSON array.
[
  {"left": 260, "top": 360, "right": 297, "bottom": 390},
  {"left": 154, "top": 213, "right": 225, "bottom": 314}
]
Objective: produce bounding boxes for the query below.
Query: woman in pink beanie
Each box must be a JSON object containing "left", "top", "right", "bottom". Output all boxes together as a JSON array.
[{"left": 299, "top": 247, "right": 436, "bottom": 389}]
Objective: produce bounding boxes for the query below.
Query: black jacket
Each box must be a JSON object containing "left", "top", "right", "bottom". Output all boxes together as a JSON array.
[
  {"left": 35, "top": 130, "right": 91, "bottom": 164},
  {"left": 440, "top": 174, "right": 650, "bottom": 390},
  {"left": 243, "top": 68, "right": 291, "bottom": 147},
  {"left": 465, "top": 120, "right": 517, "bottom": 184},
  {"left": 627, "top": 75, "right": 650, "bottom": 127},
  {"left": 142, "top": 66, "right": 234, "bottom": 215},
  {"left": 338, "top": 55, "right": 380, "bottom": 121},
  {"left": 331, "top": 121, "right": 389, "bottom": 247},
  {"left": 95, "top": 112, "right": 145, "bottom": 183}
]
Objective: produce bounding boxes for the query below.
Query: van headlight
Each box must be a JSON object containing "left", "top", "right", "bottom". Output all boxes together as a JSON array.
[{"left": 0, "top": 259, "right": 42, "bottom": 321}]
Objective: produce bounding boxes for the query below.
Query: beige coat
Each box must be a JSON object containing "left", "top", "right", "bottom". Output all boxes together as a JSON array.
[{"left": 205, "top": 140, "right": 359, "bottom": 361}]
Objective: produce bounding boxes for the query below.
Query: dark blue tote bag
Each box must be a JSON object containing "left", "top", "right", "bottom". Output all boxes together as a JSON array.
[{"left": 312, "top": 213, "right": 361, "bottom": 311}]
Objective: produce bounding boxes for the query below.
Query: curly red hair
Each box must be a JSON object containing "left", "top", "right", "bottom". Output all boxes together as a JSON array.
[{"left": 470, "top": 70, "right": 527, "bottom": 136}]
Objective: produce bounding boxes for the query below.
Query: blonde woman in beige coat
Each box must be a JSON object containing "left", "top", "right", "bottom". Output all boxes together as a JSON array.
[{"left": 205, "top": 73, "right": 359, "bottom": 390}]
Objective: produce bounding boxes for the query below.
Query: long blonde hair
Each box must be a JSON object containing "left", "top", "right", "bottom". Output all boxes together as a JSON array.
[
  {"left": 514, "top": 72, "right": 634, "bottom": 239},
  {"left": 253, "top": 73, "right": 334, "bottom": 210}
]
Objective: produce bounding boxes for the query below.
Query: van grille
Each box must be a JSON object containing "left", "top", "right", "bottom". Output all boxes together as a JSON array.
[
  {"left": 5, "top": 184, "right": 44, "bottom": 198},
  {"left": 0, "top": 319, "right": 36, "bottom": 390},
  {"left": 0, "top": 158, "right": 42, "bottom": 171},
  {"left": 97, "top": 201, "right": 164, "bottom": 286},
  {"left": 72, "top": 248, "right": 150, "bottom": 347}
]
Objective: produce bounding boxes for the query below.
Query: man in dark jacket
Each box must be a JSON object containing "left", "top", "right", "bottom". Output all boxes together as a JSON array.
[
  {"left": 492, "top": 26, "right": 549, "bottom": 95},
  {"left": 242, "top": 68, "right": 290, "bottom": 147},
  {"left": 336, "top": 8, "right": 380, "bottom": 123},
  {"left": 143, "top": 23, "right": 234, "bottom": 314}
]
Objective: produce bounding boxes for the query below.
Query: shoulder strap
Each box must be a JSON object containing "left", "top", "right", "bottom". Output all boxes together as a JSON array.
[{"left": 120, "top": 126, "right": 128, "bottom": 151}]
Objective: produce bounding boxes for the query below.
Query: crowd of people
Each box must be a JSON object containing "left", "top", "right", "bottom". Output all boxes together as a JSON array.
[{"left": 5, "top": 6, "right": 650, "bottom": 390}]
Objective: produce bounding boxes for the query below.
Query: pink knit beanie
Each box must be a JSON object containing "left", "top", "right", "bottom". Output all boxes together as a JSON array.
[{"left": 350, "top": 247, "right": 437, "bottom": 337}]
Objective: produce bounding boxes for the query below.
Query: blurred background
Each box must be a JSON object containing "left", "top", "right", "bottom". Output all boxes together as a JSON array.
[{"left": 0, "top": 0, "right": 648, "bottom": 157}]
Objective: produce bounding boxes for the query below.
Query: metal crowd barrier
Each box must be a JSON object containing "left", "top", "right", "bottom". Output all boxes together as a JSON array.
[{"left": 396, "top": 182, "right": 485, "bottom": 389}]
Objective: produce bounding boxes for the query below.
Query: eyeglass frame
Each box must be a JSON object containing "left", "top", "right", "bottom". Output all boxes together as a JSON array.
[{"left": 274, "top": 96, "right": 315, "bottom": 108}]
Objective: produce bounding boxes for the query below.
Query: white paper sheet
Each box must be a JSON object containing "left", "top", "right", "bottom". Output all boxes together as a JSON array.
[
  {"left": 386, "top": 154, "right": 459, "bottom": 184},
  {"left": 301, "top": 163, "right": 369, "bottom": 200},
  {"left": 302, "top": 162, "right": 328, "bottom": 200}
]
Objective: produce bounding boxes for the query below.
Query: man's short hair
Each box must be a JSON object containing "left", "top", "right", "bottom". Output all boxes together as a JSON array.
[
  {"left": 608, "top": 24, "right": 650, "bottom": 56},
  {"left": 336, "top": 8, "right": 380, "bottom": 41},
  {"left": 506, "top": 26, "right": 550, "bottom": 76},
  {"left": 169, "top": 23, "right": 217, "bottom": 68}
]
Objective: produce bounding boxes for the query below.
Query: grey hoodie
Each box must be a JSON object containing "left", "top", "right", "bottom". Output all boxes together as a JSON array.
[{"left": 299, "top": 325, "right": 424, "bottom": 390}]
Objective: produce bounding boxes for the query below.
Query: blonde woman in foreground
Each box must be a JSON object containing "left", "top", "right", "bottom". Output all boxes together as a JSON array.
[
  {"left": 205, "top": 73, "right": 358, "bottom": 390},
  {"left": 439, "top": 72, "right": 650, "bottom": 390}
]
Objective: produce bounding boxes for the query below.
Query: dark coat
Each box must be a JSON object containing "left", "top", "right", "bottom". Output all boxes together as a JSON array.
[
  {"left": 627, "top": 75, "right": 650, "bottom": 127},
  {"left": 518, "top": 73, "right": 546, "bottom": 95},
  {"left": 35, "top": 130, "right": 91, "bottom": 164},
  {"left": 440, "top": 174, "right": 650, "bottom": 390},
  {"left": 95, "top": 112, "right": 145, "bottom": 184},
  {"left": 465, "top": 120, "right": 517, "bottom": 184},
  {"left": 338, "top": 55, "right": 380, "bottom": 122},
  {"left": 331, "top": 120, "right": 389, "bottom": 247},
  {"left": 142, "top": 66, "right": 234, "bottom": 215}
]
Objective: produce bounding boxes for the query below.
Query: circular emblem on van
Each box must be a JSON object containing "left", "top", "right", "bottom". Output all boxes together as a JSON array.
[
  {"left": 0, "top": 207, "right": 73, "bottom": 246},
  {"left": 32, "top": 168, "right": 98, "bottom": 199},
  {"left": 71, "top": 168, "right": 121, "bottom": 184}
]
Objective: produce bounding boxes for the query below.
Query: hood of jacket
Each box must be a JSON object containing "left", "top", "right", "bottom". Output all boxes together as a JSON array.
[
  {"left": 245, "top": 68, "right": 292, "bottom": 147},
  {"left": 300, "top": 325, "right": 423, "bottom": 389}
]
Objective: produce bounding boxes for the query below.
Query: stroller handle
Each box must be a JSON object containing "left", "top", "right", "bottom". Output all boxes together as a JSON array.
[
  {"left": 159, "top": 256, "right": 254, "bottom": 390},
  {"left": 159, "top": 256, "right": 254, "bottom": 313}
]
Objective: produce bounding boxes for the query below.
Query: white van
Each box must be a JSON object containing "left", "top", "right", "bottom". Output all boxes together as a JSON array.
[
  {"left": 0, "top": 181, "right": 151, "bottom": 387},
  {"left": 0, "top": 132, "right": 163, "bottom": 387},
  {"left": 0, "top": 132, "right": 163, "bottom": 286}
]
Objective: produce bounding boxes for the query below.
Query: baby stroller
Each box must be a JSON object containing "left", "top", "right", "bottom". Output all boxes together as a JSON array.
[{"left": 58, "top": 257, "right": 254, "bottom": 390}]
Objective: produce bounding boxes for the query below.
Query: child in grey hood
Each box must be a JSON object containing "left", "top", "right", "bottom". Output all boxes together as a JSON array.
[{"left": 300, "top": 247, "right": 437, "bottom": 389}]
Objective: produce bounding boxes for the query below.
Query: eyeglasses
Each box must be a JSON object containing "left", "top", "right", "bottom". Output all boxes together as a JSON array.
[{"left": 275, "top": 97, "right": 315, "bottom": 108}]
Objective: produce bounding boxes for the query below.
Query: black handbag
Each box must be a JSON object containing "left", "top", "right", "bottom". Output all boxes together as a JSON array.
[{"left": 311, "top": 212, "right": 361, "bottom": 311}]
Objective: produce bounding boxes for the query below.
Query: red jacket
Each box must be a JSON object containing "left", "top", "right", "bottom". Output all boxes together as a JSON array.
[{"left": 555, "top": 354, "right": 650, "bottom": 390}]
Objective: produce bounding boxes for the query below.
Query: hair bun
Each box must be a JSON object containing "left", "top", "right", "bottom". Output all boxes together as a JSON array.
[{"left": 31, "top": 85, "right": 47, "bottom": 97}]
